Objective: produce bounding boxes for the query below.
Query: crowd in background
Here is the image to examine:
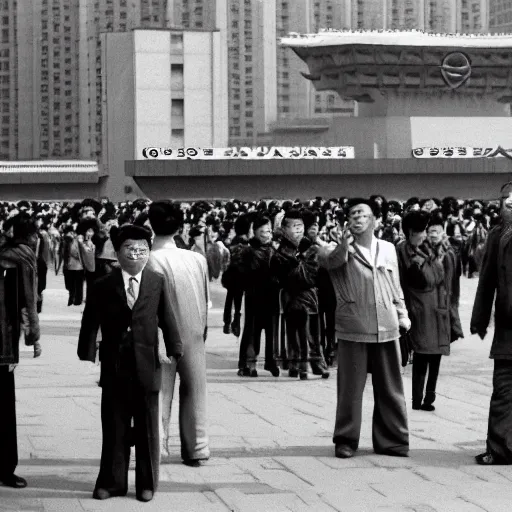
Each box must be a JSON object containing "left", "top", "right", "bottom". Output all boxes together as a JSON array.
[{"left": 0, "top": 194, "right": 493, "bottom": 380}]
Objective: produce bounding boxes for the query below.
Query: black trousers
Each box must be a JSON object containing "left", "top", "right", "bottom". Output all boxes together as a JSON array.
[
  {"left": 37, "top": 261, "right": 48, "bottom": 313},
  {"left": 285, "top": 310, "right": 310, "bottom": 372},
  {"left": 64, "top": 269, "right": 84, "bottom": 306},
  {"left": 223, "top": 287, "right": 243, "bottom": 326},
  {"left": 95, "top": 377, "right": 160, "bottom": 496},
  {"left": 238, "top": 294, "right": 278, "bottom": 370},
  {"left": 0, "top": 366, "right": 18, "bottom": 477},
  {"left": 487, "top": 359, "right": 512, "bottom": 463},
  {"left": 412, "top": 353, "right": 442, "bottom": 407},
  {"left": 84, "top": 270, "right": 95, "bottom": 303}
]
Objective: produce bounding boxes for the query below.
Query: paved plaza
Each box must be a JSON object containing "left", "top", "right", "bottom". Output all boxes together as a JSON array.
[{"left": 0, "top": 271, "right": 510, "bottom": 511}]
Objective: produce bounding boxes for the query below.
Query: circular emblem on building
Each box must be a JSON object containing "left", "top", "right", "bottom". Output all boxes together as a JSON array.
[{"left": 441, "top": 52, "right": 471, "bottom": 90}]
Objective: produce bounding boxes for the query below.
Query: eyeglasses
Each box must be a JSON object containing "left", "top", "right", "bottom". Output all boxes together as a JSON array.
[{"left": 122, "top": 246, "right": 148, "bottom": 256}]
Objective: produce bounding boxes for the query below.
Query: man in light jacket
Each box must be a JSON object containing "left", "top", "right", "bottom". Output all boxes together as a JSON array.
[
  {"left": 148, "top": 201, "right": 210, "bottom": 467},
  {"left": 318, "top": 198, "right": 411, "bottom": 459}
]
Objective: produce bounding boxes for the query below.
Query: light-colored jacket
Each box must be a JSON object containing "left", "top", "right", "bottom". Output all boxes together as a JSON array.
[
  {"left": 318, "top": 237, "right": 409, "bottom": 343},
  {"left": 150, "top": 236, "right": 210, "bottom": 359}
]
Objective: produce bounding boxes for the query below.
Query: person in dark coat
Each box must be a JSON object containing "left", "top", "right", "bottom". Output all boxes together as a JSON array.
[
  {"left": 234, "top": 214, "right": 281, "bottom": 377},
  {"left": 0, "top": 213, "right": 41, "bottom": 489},
  {"left": 273, "top": 209, "right": 329, "bottom": 379},
  {"left": 221, "top": 214, "right": 250, "bottom": 337},
  {"left": 397, "top": 211, "right": 463, "bottom": 412},
  {"left": 77, "top": 224, "right": 182, "bottom": 502},
  {"left": 471, "top": 182, "right": 512, "bottom": 465}
]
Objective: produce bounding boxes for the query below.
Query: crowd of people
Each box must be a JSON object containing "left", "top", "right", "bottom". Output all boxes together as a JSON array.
[{"left": 0, "top": 191, "right": 508, "bottom": 502}]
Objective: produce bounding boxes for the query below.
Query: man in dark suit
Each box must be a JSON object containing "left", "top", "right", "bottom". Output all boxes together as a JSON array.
[{"left": 78, "top": 224, "right": 182, "bottom": 502}]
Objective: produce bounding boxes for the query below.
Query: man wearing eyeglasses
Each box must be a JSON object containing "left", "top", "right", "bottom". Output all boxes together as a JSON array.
[{"left": 77, "top": 224, "right": 182, "bottom": 502}]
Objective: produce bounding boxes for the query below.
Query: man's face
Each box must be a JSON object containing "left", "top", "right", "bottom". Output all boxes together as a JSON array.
[
  {"left": 254, "top": 222, "right": 272, "bottom": 245},
  {"left": 421, "top": 200, "right": 436, "bottom": 213},
  {"left": 409, "top": 229, "right": 427, "bottom": 247},
  {"left": 501, "top": 187, "right": 512, "bottom": 223},
  {"left": 427, "top": 225, "right": 444, "bottom": 246},
  {"left": 117, "top": 238, "right": 149, "bottom": 276},
  {"left": 284, "top": 219, "right": 304, "bottom": 243},
  {"left": 307, "top": 221, "right": 319, "bottom": 240},
  {"left": 347, "top": 204, "right": 374, "bottom": 236}
]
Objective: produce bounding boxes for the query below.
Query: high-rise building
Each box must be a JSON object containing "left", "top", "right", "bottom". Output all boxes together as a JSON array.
[
  {"left": 79, "top": 0, "right": 170, "bottom": 162},
  {"left": 12, "top": 0, "right": 81, "bottom": 160},
  {"left": 489, "top": 0, "right": 512, "bottom": 33},
  {"left": 226, "top": 0, "right": 277, "bottom": 144},
  {"left": 101, "top": 28, "right": 228, "bottom": 199},
  {"left": 277, "top": 0, "right": 353, "bottom": 120},
  {"left": 0, "top": 0, "right": 18, "bottom": 159}
]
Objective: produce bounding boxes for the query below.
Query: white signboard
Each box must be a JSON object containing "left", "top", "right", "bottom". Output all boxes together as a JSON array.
[
  {"left": 141, "top": 146, "right": 355, "bottom": 160},
  {"left": 412, "top": 146, "right": 512, "bottom": 158}
]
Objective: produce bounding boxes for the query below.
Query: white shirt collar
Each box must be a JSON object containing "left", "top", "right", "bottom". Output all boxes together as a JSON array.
[
  {"left": 355, "top": 236, "right": 378, "bottom": 265},
  {"left": 121, "top": 268, "right": 144, "bottom": 289}
]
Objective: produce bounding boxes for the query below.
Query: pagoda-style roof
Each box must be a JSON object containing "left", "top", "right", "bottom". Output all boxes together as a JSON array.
[{"left": 280, "top": 30, "right": 512, "bottom": 102}]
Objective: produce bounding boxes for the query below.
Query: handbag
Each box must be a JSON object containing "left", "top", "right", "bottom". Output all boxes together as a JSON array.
[{"left": 399, "top": 331, "right": 412, "bottom": 368}]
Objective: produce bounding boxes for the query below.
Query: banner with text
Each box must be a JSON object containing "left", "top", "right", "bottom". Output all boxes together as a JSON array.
[
  {"left": 412, "top": 146, "right": 512, "bottom": 159},
  {"left": 141, "top": 146, "right": 355, "bottom": 160}
]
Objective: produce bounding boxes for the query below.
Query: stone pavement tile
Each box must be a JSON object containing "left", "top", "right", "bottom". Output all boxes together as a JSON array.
[
  {"left": 215, "top": 488, "right": 334, "bottom": 512},
  {"left": 364, "top": 454, "right": 420, "bottom": 468},
  {"left": 80, "top": 492, "right": 230, "bottom": 512},
  {"left": 273, "top": 456, "right": 339, "bottom": 488},
  {"left": 413, "top": 466, "right": 485, "bottom": 485},
  {"left": 320, "top": 489, "right": 390, "bottom": 511},
  {"left": 317, "top": 456, "right": 376, "bottom": 470},
  {"left": 460, "top": 466, "right": 512, "bottom": 484},
  {"left": 0, "top": 498, "right": 43, "bottom": 512},
  {"left": 426, "top": 499, "right": 491, "bottom": 512},
  {"left": 232, "top": 458, "right": 314, "bottom": 492},
  {"left": 371, "top": 481, "right": 460, "bottom": 503}
]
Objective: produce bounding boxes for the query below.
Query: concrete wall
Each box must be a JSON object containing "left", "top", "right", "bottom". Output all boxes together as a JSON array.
[
  {"left": 101, "top": 32, "right": 137, "bottom": 201},
  {"left": 127, "top": 158, "right": 512, "bottom": 201},
  {"left": 269, "top": 116, "right": 512, "bottom": 158}
]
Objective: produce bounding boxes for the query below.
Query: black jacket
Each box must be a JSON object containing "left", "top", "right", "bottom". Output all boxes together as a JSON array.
[{"left": 77, "top": 264, "right": 182, "bottom": 392}]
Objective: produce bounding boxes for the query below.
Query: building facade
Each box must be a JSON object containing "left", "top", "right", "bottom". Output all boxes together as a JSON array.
[
  {"left": 101, "top": 28, "right": 228, "bottom": 200},
  {"left": 489, "top": 0, "right": 512, "bottom": 33},
  {"left": 14, "top": 0, "right": 81, "bottom": 160}
]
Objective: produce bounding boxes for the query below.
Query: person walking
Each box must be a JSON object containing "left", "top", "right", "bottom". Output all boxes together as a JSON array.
[
  {"left": 148, "top": 201, "right": 210, "bottom": 467},
  {"left": 318, "top": 198, "right": 411, "bottom": 459}
]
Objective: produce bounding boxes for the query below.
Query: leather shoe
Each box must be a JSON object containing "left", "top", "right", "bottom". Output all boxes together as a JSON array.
[
  {"left": 0, "top": 474, "right": 27, "bottom": 488},
  {"left": 137, "top": 490, "right": 154, "bottom": 502},
  {"left": 475, "top": 452, "right": 502, "bottom": 465},
  {"left": 182, "top": 458, "right": 208, "bottom": 467},
  {"left": 93, "top": 488, "right": 111, "bottom": 500},
  {"left": 335, "top": 444, "right": 355, "bottom": 459}
]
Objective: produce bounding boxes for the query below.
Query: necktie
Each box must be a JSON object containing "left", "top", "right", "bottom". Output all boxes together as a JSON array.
[{"left": 127, "top": 277, "right": 137, "bottom": 309}]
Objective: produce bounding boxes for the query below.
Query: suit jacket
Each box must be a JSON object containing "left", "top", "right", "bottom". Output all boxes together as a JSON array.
[{"left": 77, "top": 263, "right": 182, "bottom": 392}]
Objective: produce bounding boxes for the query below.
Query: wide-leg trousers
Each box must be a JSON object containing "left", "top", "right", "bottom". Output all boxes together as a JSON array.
[
  {"left": 0, "top": 366, "right": 17, "bottom": 478},
  {"left": 333, "top": 339, "right": 409, "bottom": 454},
  {"left": 159, "top": 336, "right": 209, "bottom": 462},
  {"left": 95, "top": 382, "right": 159, "bottom": 496},
  {"left": 486, "top": 359, "right": 512, "bottom": 463}
]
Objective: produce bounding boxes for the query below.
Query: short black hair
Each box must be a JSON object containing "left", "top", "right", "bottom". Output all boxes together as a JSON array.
[
  {"left": 282, "top": 209, "right": 303, "bottom": 228},
  {"left": 402, "top": 211, "right": 430, "bottom": 237},
  {"left": 427, "top": 212, "right": 445, "bottom": 229},
  {"left": 111, "top": 224, "right": 152, "bottom": 251},
  {"left": 11, "top": 212, "right": 38, "bottom": 241},
  {"left": 234, "top": 214, "right": 251, "bottom": 236},
  {"left": 345, "top": 198, "right": 380, "bottom": 217},
  {"left": 148, "top": 200, "right": 184, "bottom": 236},
  {"left": 252, "top": 214, "right": 271, "bottom": 232}
]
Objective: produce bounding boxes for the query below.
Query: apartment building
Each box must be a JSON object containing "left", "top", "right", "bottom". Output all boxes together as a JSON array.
[
  {"left": 101, "top": 28, "right": 228, "bottom": 199},
  {"left": 489, "top": 0, "right": 512, "bottom": 33}
]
